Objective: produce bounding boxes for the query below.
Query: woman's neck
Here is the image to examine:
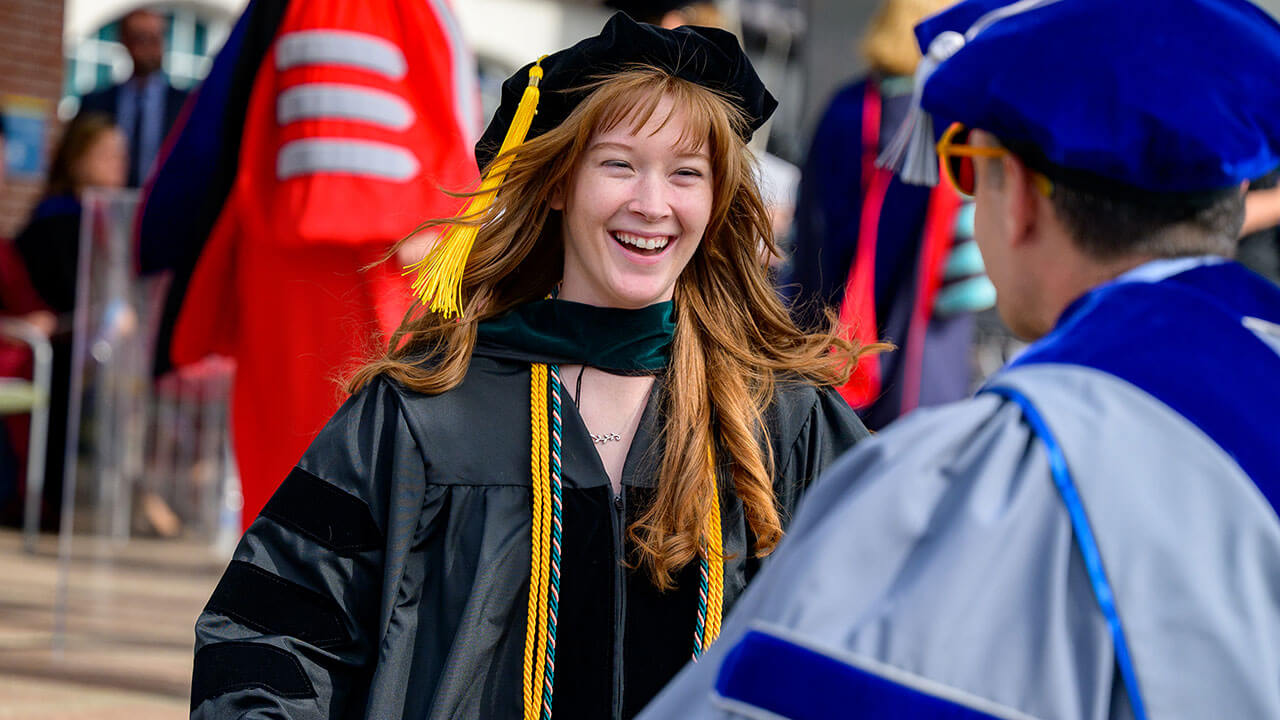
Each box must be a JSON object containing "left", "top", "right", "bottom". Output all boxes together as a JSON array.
[{"left": 560, "top": 364, "right": 655, "bottom": 496}]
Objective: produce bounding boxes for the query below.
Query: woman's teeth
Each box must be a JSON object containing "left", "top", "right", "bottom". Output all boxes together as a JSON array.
[{"left": 613, "top": 232, "right": 670, "bottom": 251}]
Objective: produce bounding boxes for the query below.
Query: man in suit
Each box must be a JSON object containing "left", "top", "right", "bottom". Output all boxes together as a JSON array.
[{"left": 77, "top": 8, "right": 188, "bottom": 188}]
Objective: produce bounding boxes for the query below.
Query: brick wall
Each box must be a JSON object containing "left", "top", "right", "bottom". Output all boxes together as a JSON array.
[{"left": 0, "top": 0, "right": 65, "bottom": 239}]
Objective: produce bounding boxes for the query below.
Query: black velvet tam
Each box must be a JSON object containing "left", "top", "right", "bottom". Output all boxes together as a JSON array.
[{"left": 474, "top": 11, "right": 776, "bottom": 169}]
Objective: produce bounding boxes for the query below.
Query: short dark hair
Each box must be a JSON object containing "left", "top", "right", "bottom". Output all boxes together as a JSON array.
[
  {"left": 983, "top": 150, "right": 1245, "bottom": 258},
  {"left": 1049, "top": 181, "right": 1244, "bottom": 259},
  {"left": 120, "top": 8, "right": 164, "bottom": 39}
]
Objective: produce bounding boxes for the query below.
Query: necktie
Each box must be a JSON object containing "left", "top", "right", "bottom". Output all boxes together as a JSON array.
[{"left": 128, "top": 81, "right": 145, "bottom": 187}]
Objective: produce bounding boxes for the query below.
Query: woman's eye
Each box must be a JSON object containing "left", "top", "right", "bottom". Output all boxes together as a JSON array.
[
  {"left": 603, "top": 160, "right": 632, "bottom": 170},
  {"left": 675, "top": 168, "right": 704, "bottom": 178}
]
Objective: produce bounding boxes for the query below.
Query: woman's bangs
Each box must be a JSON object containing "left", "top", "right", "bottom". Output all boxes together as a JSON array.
[{"left": 591, "top": 77, "right": 719, "bottom": 156}]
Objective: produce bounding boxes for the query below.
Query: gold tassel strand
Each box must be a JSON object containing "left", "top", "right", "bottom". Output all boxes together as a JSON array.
[{"left": 405, "top": 59, "right": 545, "bottom": 319}]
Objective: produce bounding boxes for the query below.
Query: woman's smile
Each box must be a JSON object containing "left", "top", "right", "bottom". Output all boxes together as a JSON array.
[
  {"left": 611, "top": 230, "right": 672, "bottom": 254},
  {"left": 609, "top": 229, "right": 678, "bottom": 265}
]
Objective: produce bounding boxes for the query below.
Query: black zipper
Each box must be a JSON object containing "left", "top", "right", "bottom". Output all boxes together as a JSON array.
[{"left": 610, "top": 488, "right": 626, "bottom": 720}]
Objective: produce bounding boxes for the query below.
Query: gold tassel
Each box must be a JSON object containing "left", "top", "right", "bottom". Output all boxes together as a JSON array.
[{"left": 405, "top": 59, "right": 546, "bottom": 318}]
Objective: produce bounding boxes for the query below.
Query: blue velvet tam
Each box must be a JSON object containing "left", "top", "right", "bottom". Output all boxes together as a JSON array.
[{"left": 879, "top": 0, "right": 1280, "bottom": 199}]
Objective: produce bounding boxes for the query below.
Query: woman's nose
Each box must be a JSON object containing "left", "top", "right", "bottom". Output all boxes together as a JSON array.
[{"left": 626, "top": 175, "right": 671, "bottom": 221}]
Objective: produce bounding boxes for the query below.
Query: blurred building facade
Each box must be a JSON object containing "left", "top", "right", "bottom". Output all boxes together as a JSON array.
[
  {"left": 60, "top": 0, "right": 245, "bottom": 118},
  {"left": 0, "top": 1, "right": 65, "bottom": 239},
  {"left": 0, "top": 0, "right": 245, "bottom": 239}
]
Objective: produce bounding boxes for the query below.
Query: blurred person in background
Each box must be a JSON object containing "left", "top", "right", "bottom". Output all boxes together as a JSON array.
[
  {"left": 77, "top": 8, "right": 189, "bottom": 188},
  {"left": 15, "top": 114, "right": 127, "bottom": 315},
  {"left": 606, "top": 0, "right": 725, "bottom": 29},
  {"left": 0, "top": 121, "right": 57, "bottom": 524},
  {"left": 783, "top": 0, "right": 997, "bottom": 431},
  {"left": 190, "top": 14, "right": 869, "bottom": 720},
  {"left": 640, "top": 0, "right": 1280, "bottom": 717},
  {"left": 138, "top": 0, "right": 480, "bottom": 532},
  {"left": 10, "top": 113, "right": 126, "bottom": 528}
]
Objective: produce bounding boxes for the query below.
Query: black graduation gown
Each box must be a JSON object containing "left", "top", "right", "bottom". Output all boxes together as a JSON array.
[
  {"left": 13, "top": 195, "right": 82, "bottom": 315},
  {"left": 191, "top": 353, "right": 867, "bottom": 719}
]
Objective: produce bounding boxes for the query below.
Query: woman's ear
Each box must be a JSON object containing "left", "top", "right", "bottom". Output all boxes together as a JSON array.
[{"left": 548, "top": 183, "right": 566, "bottom": 211}]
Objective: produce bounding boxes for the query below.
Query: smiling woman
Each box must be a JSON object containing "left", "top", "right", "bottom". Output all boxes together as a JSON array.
[{"left": 192, "top": 13, "right": 875, "bottom": 720}]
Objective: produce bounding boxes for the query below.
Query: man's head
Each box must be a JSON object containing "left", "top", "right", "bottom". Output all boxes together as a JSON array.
[
  {"left": 120, "top": 9, "right": 166, "bottom": 78},
  {"left": 964, "top": 128, "right": 1247, "bottom": 338},
  {"left": 882, "top": 0, "right": 1280, "bottom": 339}
]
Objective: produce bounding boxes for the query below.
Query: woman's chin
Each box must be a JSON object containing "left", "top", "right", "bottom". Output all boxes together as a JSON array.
[
  {"left": 607, "top": 281, "right": 677, "bottom": 308},
  {"left": 565, "top": 285, "right": 673, "bottom": 309},
  {"left": 559, "top": 263, "right": 679, "bottom": 308}
]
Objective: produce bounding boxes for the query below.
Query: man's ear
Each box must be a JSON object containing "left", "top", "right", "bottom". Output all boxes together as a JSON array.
[
  {"left": 1002, "top": 152, "right": 1040, "bottom": 248},
  {"left": 548, "top": 183, "right": 565, "bottom": 211}
]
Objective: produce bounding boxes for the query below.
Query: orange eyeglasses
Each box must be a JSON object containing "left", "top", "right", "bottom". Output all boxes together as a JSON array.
[{"left": 935, "top": 122, "right": 1053, "bottom": 198}]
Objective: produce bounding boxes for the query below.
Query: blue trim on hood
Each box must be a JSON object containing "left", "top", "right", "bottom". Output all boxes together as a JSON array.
[{"left": 1008, "top": 260, "right": 1280, "bottom": 497}]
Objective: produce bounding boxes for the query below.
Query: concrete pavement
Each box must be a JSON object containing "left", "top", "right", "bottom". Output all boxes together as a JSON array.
[{"left": 0, "top": 529, "right": 224, "bottom": 718}]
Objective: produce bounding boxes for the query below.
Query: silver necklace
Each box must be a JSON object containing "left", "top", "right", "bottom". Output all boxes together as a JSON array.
[{"left": 576, "top": 366, "right": 621, "bottom": 445}]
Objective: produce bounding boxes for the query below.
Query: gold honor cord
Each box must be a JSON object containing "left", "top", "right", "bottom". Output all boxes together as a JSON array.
[
  {"left": 524, "top": 363, "right": 552, "bottom": 720},
  {"left": 702, "top": 466, "right": 724, "bottom": 650},
  {"left": 523, "top": 365, "right": 727, "bottom": 716},
  {"left": 692, "top": 443, "right": 724, "bottom": 659}
]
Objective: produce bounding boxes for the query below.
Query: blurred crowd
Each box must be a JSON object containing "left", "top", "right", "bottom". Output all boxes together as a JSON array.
[
  {"left": 1, "top": 0, "right": 1278, "bottom": 545},
  {"left": 1, "top": 8, "right": 199, "bottom": 538}
]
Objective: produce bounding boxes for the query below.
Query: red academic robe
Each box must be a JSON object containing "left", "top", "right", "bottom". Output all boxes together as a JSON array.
[{"left": 172, "top": 0, "right": 479, "bottom": 528}]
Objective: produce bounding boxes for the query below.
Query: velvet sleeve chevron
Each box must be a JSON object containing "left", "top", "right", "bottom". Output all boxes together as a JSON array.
[
  {"left": 768, "top": 382, "right": 870, "bottom": 522},
  {"left": 192, "top": 377, "right": 427, "bottom": 718}
]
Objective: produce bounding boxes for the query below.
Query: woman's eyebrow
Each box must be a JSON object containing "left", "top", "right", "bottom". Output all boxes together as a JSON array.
[
  {"left": 588, "top": 140, "right": 633, "bottom": 153},
  {"left": 587, "top": 140, "right": 707, "bottom": 159}
]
